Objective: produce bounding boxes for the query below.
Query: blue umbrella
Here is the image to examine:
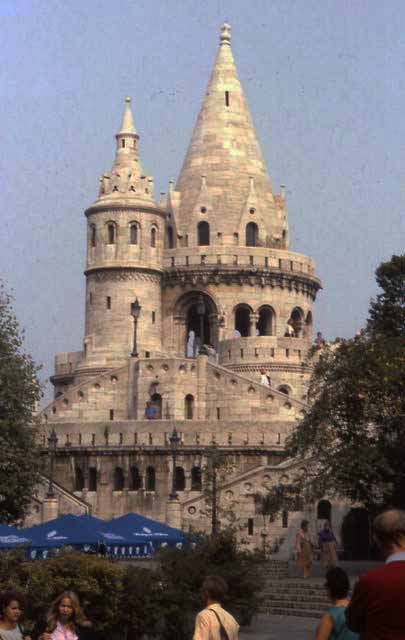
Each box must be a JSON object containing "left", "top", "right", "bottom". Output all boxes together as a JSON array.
[
  {"left": 0, "top": 524, "right": 31, "bottom": 548},
  {"left": 106, "top": 513, "right": 186, "bottom": 550},
  {"left": 23, "top": 514, "right": 152, "bottom": 559}
]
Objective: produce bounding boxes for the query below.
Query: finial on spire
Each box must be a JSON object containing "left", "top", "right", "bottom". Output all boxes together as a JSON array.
[
  {"left": 220, "top": 23, "right": 231, "bottom": 45},
  {"left": 118, "top": 96, "right": 137, "bottom": 135}
]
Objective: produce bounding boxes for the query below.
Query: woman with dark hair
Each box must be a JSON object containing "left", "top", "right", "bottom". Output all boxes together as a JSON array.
[
  {"left": 0, "top": 591, "right": 31, "bottom": 640},
  {"left": 34, "top": 592, "right": 92, "bottom": 640},
  {"left": 295, "top": 520, "right": 313, "bottom": 578},
  {"left": 319, "top": 521, "right": 338, "bottom": 569},
  {"left": 315, "top": 568, "right": 359, "bottom": 639}
]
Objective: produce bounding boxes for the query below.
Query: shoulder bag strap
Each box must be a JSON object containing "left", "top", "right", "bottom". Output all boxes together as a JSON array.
[{"left": 208, "top": 609, "right": 230, "bottom": 640}]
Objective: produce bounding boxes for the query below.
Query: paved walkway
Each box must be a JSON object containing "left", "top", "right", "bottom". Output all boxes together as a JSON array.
[{"left": 240, "top": 614, "right": 315, "bottom": 640}]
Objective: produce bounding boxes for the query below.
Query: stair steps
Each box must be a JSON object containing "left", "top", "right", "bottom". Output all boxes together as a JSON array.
[{"left": 258, "top": 563, "right": 329, "bottom": 618}]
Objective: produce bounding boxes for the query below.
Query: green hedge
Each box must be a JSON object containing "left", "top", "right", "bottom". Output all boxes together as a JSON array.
[{"left": 0, "top": 532, "right": 263, "bottom": 640}]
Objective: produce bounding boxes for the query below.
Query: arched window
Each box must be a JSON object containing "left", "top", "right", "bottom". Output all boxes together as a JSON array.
[
  {"left": 113, "top": 467, "right": 125, "bottom": 491},
  {"left": 151, "top": 227, "right": 157, "bottom": 248},
  {"left": 278, "top": 385, "right": 290, "bottom": 396},
  {"left": 151, "top": 393, "right": 162, "bottom": 419},
  {"left": 145, "top": 466, "right": 156, "bottom": 491},
  {"left": 129, "top": 223, "right": 138, "bottom": 245},
  {"left": 233, "top": 232, "right": 239, "bottom": 246},
  {"left": 234, "top": 306, "right": 251, "bottom": 337},
  {"left": 288, "top": 307, "right": 304, "bottom": 338},
  {"left": 317, "top": 499, "right": 332, "bottom": 521},
  {"left": 88, "top": 467, "right": 97, "bottom": 492},
  {"left": 185, "top": 394, "right": 194, "bottom": 419},
  {"left": 175, "top": 466, "right": 186, "bottom": 491},
  {"left": 130, "top": 465, "right": 142, "bottom": 490},
  {"left": 191, "top": 466, "right": 202, "bottom": 491},
  {"left": 75, "top": 468, "right": 84, "bottom": 492},
  {"left": 167, "top": 226, "right": 174, "bottom": 249},
  {"left": 257, "top": 306, "right": 275, "bottom": 336},
  {"left": 246, "top": 222, "right": 259, "bottom": 247},
  {"left": 197, "top": 221, "right": 210, "bottom": 246},
  {"left": 90, "top": 224, "right": 96, "bottom": 247},
  {"left": 107, "top": 223, "right": 116, "bottom": 244}
]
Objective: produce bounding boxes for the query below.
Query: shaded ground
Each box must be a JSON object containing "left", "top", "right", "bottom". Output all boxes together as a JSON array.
[{"left": 240, "top": 614, "right": 315, "bottom": 640}]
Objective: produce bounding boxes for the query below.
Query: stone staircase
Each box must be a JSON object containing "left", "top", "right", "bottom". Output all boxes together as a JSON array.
[{"left": 258, "top": 562, "right": 329, "bottom": 619}]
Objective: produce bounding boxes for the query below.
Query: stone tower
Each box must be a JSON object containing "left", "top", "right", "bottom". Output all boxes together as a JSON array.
[
  {"left": 162, "top": 23, "right": 319, "bottom": 400},
  {"left": 81, "top": 97, "right": 164, "bottom": 375},
  {"left": 38, "top": 24, "right": 326, "bottom": 547}
]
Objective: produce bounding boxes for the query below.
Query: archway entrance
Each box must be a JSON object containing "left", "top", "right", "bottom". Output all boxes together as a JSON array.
[
  {"left": 341, "top": 508, "right": 371, "bottom": 560},
  {"left": 174, "top": 291, "right": 219, "bottom": 357}
]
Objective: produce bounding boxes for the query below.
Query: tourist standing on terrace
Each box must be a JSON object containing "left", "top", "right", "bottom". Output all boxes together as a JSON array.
[
  {"left": 296, "top": 520, "right": 313, "bottom": 578},
  {"left": 319, "top": 521, "right": 338, "bottom": 569}
]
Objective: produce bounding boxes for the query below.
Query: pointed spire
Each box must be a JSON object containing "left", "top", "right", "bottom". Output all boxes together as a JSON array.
[
  {"left": 118, "top": 96, "right": 137, "bottom": 135},
  {"left": 175, "top": 24, "right": 276, "bottom": 238},
  {"left": 113, "top": 96, "right": 141, "bottom": 173}
]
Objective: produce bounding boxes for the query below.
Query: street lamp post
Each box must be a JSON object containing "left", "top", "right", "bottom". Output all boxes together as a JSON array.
[
  {"left": 47, "top": 428, "right": 58, "bottom": 498},
  {"left": 208, "top": 443, "right": 219, "bottom": 536},
  {"left": 169, "top": 427, "right": 181, "bottom": 500},
  {"left": 130, "top": 298, "right": 142, "bottom": 357},
  {"left": 196, "top": 295, "right": 206, "bottom": 352}
]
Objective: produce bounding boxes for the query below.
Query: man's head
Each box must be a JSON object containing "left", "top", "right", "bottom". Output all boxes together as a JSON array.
[
  {"left": 373, "top": 509, "right": 405, "bottom": 557},
  {"left": 201, "top": 575, "right": 227, "bottom": 606}
]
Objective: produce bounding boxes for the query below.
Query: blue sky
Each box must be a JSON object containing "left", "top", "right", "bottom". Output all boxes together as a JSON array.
[{"left": 1, "top": 0, "right": 404, "bottom": 401}]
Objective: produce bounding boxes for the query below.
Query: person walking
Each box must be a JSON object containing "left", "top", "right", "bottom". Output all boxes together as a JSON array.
[
  {"left": 193, "top": 575, "right": 239, "bottom": 640},
  {"left": 319, "top": 521, "right": 338, "bottom": 569},
  {"left": 345, "top": 509, "right": 405, "bottom": 639},
  {"left": 296, "top": 520, "right": 313, "bottom": 578},
  {"left": 34, "top": 592, "right": 93, "bottom": 640},
  {"left": 315, "top": 568, "right": 358, "bottom": 639},
  {"left": 0, "top": 591, "right": 31, "bottom": 640}
]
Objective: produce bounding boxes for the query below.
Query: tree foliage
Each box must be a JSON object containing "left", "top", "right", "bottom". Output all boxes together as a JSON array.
[
  {"left": 255, "top": 483, "right": 302, "bottom": 522},
  {"left": 286, "top": 254, "right": 405, "bottom": 511},
  {"left": 0, "top": 534, "right": 263, "bottom": 640},
  {"left": 0, "top": 282, "right": 42, "bottom": 523}
]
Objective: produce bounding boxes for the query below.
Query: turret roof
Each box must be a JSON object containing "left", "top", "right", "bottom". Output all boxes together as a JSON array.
[{"left": 174, "top": 24, "right": 276, "bottom": 237}]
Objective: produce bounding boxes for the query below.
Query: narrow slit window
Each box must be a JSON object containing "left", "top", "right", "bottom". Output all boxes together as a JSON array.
[
  {"left": 130, "top": 224, "right": 138, "bottom": 245},
  {"left": 152, "top": 311, "right": 156, "bottom": 324},
  {"left": 110, "top": 409, "right": 114, "bottom": 421},
  {"left": 106, "top": 296, "right": 111, "bottom": 309},
  {"left": 107, "top": 224, "right": 115, "bottom": 244},
  {"left": 121, "top": 139, "right": 125, "bottom": 148},
  {"left": 225, "top": 91, "right": 230, "bottom": 107}
]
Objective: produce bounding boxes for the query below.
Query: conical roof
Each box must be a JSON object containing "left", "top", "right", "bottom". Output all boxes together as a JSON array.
[{"left": 175, "top": 24, "right": 276, "bottom": 238}]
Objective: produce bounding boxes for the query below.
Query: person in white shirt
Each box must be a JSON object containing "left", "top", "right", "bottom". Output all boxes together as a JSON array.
[{"left": 193, "top": 575, "right": 239, "bottom": 640}]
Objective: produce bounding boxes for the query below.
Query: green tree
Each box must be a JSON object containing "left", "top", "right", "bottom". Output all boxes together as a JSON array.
[
  {"left": 0, "top": 282, "right": 42, "bottom": 523},
  {"left": 286, "top": 254, "right": 405, "bottom": 511},
  {"left": 255, "top": 483, "right": 302, "bottom": 522}
]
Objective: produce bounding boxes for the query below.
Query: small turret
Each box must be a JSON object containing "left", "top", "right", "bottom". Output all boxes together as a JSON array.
[{"left": 113, "top": 96, "right": 140, "bottom": 170}]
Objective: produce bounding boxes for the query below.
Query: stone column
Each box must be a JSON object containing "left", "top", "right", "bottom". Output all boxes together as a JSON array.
[
  {"left": 249, "top": 313, "right": 259, "bottom": 336},
  {"left": 166, "top": 499, "right": 182, "bottom": 530},
  {"left": 42, "top": 497, "right": 59, "bottom": 523},
  {"left": 196, "top": 353, "right": 208, "bottom": 419}
]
